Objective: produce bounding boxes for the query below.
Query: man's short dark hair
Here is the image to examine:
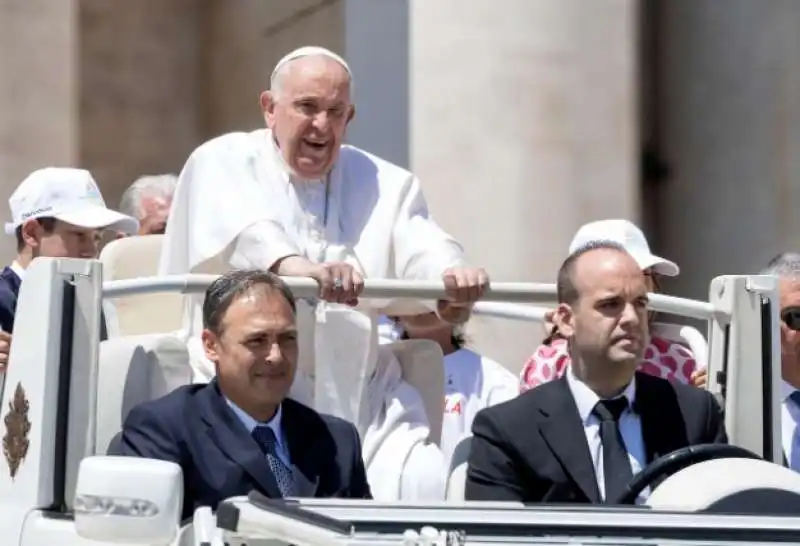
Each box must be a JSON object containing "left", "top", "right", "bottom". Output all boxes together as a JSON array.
[
  {"left": 202, "top": 269, "right": 297, "bottom": 335},
  {"left": 15, "top": 217, "right": 56, "bottom": 251},
  {"left": 556, "top": 240, "right": 628, "bottom": 305}
]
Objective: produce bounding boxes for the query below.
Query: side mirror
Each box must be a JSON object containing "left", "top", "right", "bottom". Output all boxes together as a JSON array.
[{"left": 74, "top": 456, "right": 183, "bottom": 544}]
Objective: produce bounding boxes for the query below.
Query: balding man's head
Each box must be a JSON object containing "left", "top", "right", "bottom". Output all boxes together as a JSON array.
[
  {"left": 260, "top": 47, "right": 355, "bottom": 180},
  {"left": 554, "top": 241, "right": 650, "bottom": 376},
  {"left": 557, "top": 241, "right": 641, "bottom": 304}
]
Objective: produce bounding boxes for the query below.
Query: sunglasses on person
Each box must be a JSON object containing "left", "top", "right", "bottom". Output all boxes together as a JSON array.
[{"left": 782, "top": 307, "right": 800, "bottom": 331}]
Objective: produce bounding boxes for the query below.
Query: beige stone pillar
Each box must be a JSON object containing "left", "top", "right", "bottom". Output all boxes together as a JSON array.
[
  {"left": 656, "top": 0, "right": 800, "bottom": 299},
  {"left": 78, "top": 0, "right": 204, "bottom": 210},
  {"left": 410, "top": 0, "right": 640, "bottom": 372},
  {"left": 0, "top": 0, "right": 78, "bottom": 263},
  {"left": 201, "top": 0, "right": 345, "bottom": 138}
]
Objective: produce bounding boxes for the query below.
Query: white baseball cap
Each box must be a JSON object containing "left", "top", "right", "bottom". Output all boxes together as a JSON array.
[
  {"left": 568, "top": 219, "right": 680, "bottom": 276},
  {"left": 5, "top": 167, "right": 139, "bottom": 235}
]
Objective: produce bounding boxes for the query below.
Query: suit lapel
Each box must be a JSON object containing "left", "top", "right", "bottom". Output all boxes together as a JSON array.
[
  {"left": 538, "top": 377, "right": 601, "bottom": 502},
  {"left": 198, "top": 381, "right": 282, "bottom": 498},
  {"left": 281, "top": 400, "right": 320, "bottom": 497}
]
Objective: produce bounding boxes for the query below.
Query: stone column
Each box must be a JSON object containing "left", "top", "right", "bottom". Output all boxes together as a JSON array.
[
  {"left": 343, "top": 0, "right": 410, "bottom": 168},
  {"left": 0, "top": 0, "right": 78, "bottom": 262},
  {"left": 656, "top": 0, "right": 800, "bottom": 299},
  {"left": 200, "top": 0, "right": 345, "bottom": 138},
  {"left": 410, "top": 0, "right": 640, "bottom": 372},
  {"left": 78, "top": 0, "right": 204, "bottom": 210}
]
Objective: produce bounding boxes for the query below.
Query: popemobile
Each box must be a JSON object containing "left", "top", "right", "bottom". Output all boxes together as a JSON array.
[{"left": 0, "top": 237, "right": 796, "bottom": 545}]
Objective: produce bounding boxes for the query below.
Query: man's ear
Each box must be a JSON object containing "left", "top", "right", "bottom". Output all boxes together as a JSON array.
[
  {"left": 260, "top": 91, "right": 277, "bottom": 126},
  {"left": 552, "top": 303, "right": 576, "bottom": 339},
  {"left": 201, "top": 329, "right": 221, "bottom": 364},
  {"left": 346, "top": 104, "right": 356, "bottom": 124},
  {"left": 20, "top": 219, "right": 42, "bottom": 249}
]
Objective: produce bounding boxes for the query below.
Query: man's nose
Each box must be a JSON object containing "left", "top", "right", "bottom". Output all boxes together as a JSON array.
[
  {"left": 312, "top": 111, "right": 331, "bottom": 131},
  {"left": 619, "top": 302, "right": 641, "bottom": 325},
  {"left": 265, "top": 340, "right": 284, "bottom": 363}
]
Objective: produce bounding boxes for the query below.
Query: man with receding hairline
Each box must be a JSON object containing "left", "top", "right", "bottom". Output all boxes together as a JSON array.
[
  {"left": 465, "top": 241, "right": 726, "bottom": 504},
  {"left": 161, "top": 46, "right": 489, "bottom": 499}
]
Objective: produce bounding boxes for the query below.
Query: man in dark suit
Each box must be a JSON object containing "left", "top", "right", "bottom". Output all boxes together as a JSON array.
[
  {"left": 465, "top": 241, "right": 727, "bottom": 504},
  {"left": 111, "top": 268, "right": 372, "bottom": 519}
]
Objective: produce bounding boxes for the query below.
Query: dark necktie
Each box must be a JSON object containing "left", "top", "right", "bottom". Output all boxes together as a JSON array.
[
  {"left": 592, "top": 397, "right": 633, "bottom": 503},
  {"left": 252, "top": 426, "right": 296, "bottom": 497}
]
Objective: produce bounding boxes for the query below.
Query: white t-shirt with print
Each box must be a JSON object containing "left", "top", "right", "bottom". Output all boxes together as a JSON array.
[{"left": 441, "top": 348, "right": 518, "bottom": 460}]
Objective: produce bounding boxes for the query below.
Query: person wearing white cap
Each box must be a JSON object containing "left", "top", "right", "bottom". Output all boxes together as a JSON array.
[
  {"left": 0, "top": 167, "right": 138, "bottom": 342},
  {"left": 519, "top": 219, "right": 706, "bottom": 392},
  {"left": 159, "top": 46, "right": 489, "bottom": 501}
]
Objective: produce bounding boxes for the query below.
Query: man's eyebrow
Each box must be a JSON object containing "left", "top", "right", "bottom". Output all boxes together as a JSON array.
[{"left": 243, "top": 327, "right": 297, "bottom": 338}]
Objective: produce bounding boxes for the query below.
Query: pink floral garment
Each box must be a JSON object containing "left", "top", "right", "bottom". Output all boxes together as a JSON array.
[{"left": 519, "top": 336, "right": 699, "bottom": 392}]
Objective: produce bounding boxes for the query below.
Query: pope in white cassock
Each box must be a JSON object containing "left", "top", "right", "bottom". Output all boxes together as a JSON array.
[{"left": 159, "top": 46, "right": 489, "bottom": 501}]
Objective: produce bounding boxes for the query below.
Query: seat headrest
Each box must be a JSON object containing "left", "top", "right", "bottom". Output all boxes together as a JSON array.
[
  {"left": 99, "top": 235, "right": 184, "bottom": 336},
  {"left": 96, "top": 333, "right": 192, "bottom": 454},
  {"left": 382, "top": 339, "right": 445, "bottom": 445}
]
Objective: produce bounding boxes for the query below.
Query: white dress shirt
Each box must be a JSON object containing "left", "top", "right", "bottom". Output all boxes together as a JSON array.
[
  {"left": 781, "top": 380, "right": 800, "bottom": 470},
  {"left": 225, "top": 398, "right": 291, "bottom": 467},
  {"left": 9, "top": 261, "right": 25, "bottom": 281},
  {"left": 565, "top": 366, "right": 648, "bottom": 502}
]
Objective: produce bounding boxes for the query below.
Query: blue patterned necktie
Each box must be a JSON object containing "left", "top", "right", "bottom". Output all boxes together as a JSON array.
[{"left": 252, "top": 426, "right": 295, "bottom": 497}]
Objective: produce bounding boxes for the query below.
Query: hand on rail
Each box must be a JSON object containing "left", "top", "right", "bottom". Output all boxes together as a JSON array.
[
  {"left": 311, "top": 261, "right": 364, "bottom": 306},
  {"left": 437, "top": 267, "right": 490, "bottom": 323},
  {"left": 0, "top": 331, "right": 10, "bottom": 372},
  {"left": 273, "top": 256, "right": 364, "bottom": 305}
]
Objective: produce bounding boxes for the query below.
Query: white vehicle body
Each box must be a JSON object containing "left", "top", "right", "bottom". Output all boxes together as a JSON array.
[{"left": 0, "top": 255, "right": 798, "bottom": 545}]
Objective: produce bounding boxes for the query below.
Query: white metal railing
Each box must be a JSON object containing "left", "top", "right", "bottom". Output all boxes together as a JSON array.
[{"left": 102, "top": 275, "right": 722, "bottom": 321}]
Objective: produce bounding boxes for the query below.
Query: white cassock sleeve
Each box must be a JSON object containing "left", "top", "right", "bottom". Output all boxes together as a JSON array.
[
  {"left": 159, "top": 133, "right": 299, "bottom": 276},
  {"left": 226, "top": 220, "right": 301, "bottom": 271},
  {"left": 392, "top": 176, "right": 468, "bottom": 280}
]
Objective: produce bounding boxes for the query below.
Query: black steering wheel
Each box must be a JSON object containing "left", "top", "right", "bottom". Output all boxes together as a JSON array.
[{"left": 613, "top": 444, "right": 762, "bottom": 505}]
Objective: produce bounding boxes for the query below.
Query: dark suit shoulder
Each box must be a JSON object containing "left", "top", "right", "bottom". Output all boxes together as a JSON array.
[
  {"left": 125, "top": 383, "right": 207, "bottom": 430},
  {"left": 282, "top": 398, "right": 358, "bottom": 440},
  {"left": 635, "top": 371, "right": 716, "bottom": 407},
  {"left": 135, "top": 382, "right": 207, "bottom": 412},
  {"left": 634, "top": 371, "right": 726, "bottom": 444},
  {"left": 472, "top": 380, "right": 560, "bottom": 433}
]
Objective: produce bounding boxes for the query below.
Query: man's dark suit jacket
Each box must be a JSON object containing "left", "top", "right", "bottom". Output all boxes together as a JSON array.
[
  {"left": 0, "top": 266, "right": 22, "bottom": 333},
  {"left": 110, "top": 379, "right": 372, "bottom": 519},
  {"left": 465, "top": 371, "right": 728, "bottom": 504}
]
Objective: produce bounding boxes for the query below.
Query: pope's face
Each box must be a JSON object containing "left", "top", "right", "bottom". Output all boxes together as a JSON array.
[{"left": 261, "top": 55, "right": 355, "bottom": 179}]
